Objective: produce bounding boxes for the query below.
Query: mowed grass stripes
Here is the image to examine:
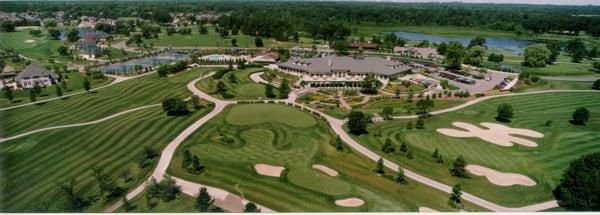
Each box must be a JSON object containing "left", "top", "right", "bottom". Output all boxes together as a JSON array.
[
  {"left": 166, "top": 104, "right": 488, "bottom": 212},
  {"left": 0, "top": 68, "right": 211, "bottom": 137},
  {"left": 0, "top": 106, "right": 212, "bottom": 212},
  {"left": 350, "top": 92, "right": 600, "bottom": 207}
]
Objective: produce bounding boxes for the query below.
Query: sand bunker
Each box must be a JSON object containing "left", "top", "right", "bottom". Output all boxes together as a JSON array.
[
  {"left": 466, "top": 164, "right": 536, "bottom": 187},
  {"left": 436, "top": 122, "right": 544, "bottom": 147},
  {"left": 24, "top": 39, "right": 35, "bottom": 43},
  {"left": 254, "top": 164, "right": 285, "bottom": 177},
  {"left": 335, "top": 198, "right": 364, "bottom": 207},
  {"left": 312, "top": 164, "right": 338, "bottom": 177},
  {"left": 418, "top": 207, "right": 439, "bottom": 212}
]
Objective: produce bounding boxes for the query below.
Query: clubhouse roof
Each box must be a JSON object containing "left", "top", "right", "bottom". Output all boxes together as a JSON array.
[{"left": 278, "top": 56, "right": 411, "bottom": 77}]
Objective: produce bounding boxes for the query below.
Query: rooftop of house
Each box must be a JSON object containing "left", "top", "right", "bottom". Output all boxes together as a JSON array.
[
  {"left": 278, "top": 56, "right": 412, "bottom": 76},
  {"left": 15, "top": 64, "right": 58, "bottom": 80},
  {"left": 394, "top": 46, "right": 441, "bottom": 57}
]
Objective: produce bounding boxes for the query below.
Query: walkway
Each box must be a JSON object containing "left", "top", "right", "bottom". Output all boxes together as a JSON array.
[
  {"left": 249, "top": 71, "right": 281, "bottom": 88},
  {"left": 0, "top": 104, "right": 160, "bottom": 143},
  {"left": 104, "top": 73, "right": 271, "bottom": 212},
  {"left": 0, "top": 71, "right": 155, "bottom": 112}
]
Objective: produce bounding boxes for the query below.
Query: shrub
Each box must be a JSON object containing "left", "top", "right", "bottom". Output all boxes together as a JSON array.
[{"left": 553, "top": 153, "right": 600, "bottom": 210}]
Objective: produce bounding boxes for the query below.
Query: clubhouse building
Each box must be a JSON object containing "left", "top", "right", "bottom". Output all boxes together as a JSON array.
[{"left": 277, "top": 56, "right": 411, "bottom": 88}]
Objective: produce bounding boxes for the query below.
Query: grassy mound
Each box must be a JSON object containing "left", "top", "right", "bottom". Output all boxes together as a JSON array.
[
  {"left": 226, "top": 104, "right": 317, "bottom": 128},
  {"left": 287, "top": 168, "right": 351, "bottom": 196}
]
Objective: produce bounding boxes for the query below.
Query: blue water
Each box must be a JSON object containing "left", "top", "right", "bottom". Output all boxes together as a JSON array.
[
  {"left": 394, "top": 32, "right": 535, "bottom": 54},
  {"left": 92, "top": 52, "right": 190, "bottom": 74}
]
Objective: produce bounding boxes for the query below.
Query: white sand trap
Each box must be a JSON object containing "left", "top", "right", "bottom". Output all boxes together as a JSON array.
[
  {"left": 335, "top": 198, "right": 364, "bottom": 207},
  {"left": 312, "top": 164, "right": 338, "bottom": 177},
  {"left": 466, "top": 164, "right": 536, "bottom": 187},
  {"left": 254, "top": 164, "right": 285, "bottom": 177},
  {"left": 418, "top": 207, "right": 439, "bottom": 212},
  {"left": 436, "top": 122, "right": 544, "bottom": 147},
  {"left": 24, "top": 39, "right": 35, "bottom": 43}
]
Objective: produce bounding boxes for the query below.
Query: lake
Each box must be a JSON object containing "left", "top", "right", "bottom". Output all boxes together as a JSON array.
[{"left": 394, "top": 31, "right": 535, "bottom": 55}]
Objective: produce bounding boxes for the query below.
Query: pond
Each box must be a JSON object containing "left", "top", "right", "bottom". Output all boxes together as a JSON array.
[
  {"left": 92, "top": 52, "right": 190, "bottom": 74},
  {"left": 394, "top": 31, "right": 535, "bottom": 54}
]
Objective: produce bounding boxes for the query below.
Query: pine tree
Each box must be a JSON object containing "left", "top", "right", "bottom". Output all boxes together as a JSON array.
[
  {"left": 244, "top": 202, "right": 261, "bottom": 212},
  {"left": 29, "top": 88, "right": 37, "bottom": 102},
  {"left": 395, "top": 167, "right": 408, "bottom": 185},
  {"left": 400, "top": 142, "right": 408, "bottom": 153},
  {"left": 56, "top": 84, "right": 63, "bottom": 97},
  {"left": 375, "top": 158, "right": 385, "bottom": 174},
  {"left": 83, "top": 78, "right": 91, "bottom": 92},
  {"left": 450, "top": 156, "right": 468, "bottom": 177},
  {"left": 265, "top": 84, "right": 276, "bottom": 98},
  {"left": 450, "top": 184, "right": 463, "bottom": 206},
  {"left": 432, "top": 148, "right": 439, "bottom": 159},
  {"left": 196, "top": 187, "right": 214, "bottom": 212},
  {"left": 279, "top": 79, "right": 290, "bottom": 99},
  {"left": 3, "top": 87, "right": 13, "bottom": 101},
  {"left": 436, "top": 154, "right": 444, "bottom": 164}
]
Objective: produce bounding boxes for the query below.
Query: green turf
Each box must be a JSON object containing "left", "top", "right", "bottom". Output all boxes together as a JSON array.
[
  {"left": 226, "top": 104, "right": 317, "bottom": 128},
  {"left": 0, "top": 106, "right": 212, "bottom": 212},
  {"left": 514, "top": 80, "right": 596, "bottom": 93},
  {"left": 0, "top": 68, "right": 211, "bottom": 137},
  {"left": 0, "top": 72, "right": 114, "bottom": 108},
  {"left": 349, "top": 92, "right": 600, "bottom": 207},
  {"left": 196, "top": 68, "right": 270, "bottom": 100},
  {"left": 0, "top": 30, "right": 48, "bottom": 51},
  {"left": 166, "top": 103, "right": 488, "bottom": 212}
]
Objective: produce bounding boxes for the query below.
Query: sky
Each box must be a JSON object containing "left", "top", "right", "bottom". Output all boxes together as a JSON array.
[{"left": 338, "top": 0, "right": 600, "bottom": 5}]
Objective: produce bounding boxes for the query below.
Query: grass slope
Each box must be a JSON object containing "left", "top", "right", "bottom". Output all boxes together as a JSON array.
[
  {"left": 166, "top": 103, "right": 487, "bottom": 212},
  {"left": 350, "top": 92, "right": 600, "bottom": 207},
  {"left": 196, "top": 68, "right": 267, "bottom": 100},
  {"left": 0, "top": 68, "right": 211, "bottom": 137},
  {"left": 0, "top": 106, "right": 212, "bottom": 212}
]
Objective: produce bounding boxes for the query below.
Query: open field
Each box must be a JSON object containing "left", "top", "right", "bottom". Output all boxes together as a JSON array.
[
  {"left": 196, "top": 68, "right": 268, "bottom": 100},
  {"left": 146, "top": 26, "right": 314, "bottom": 49},
  {"left": 0, "top": 68, "right": 211, "bottom": 137},
  {"left": 483, "top": 51, "right": 598, "bottom": 76},
  {"left": 349, "top": 92, "right": 600, "bottom": 208},
  {"left": 166, "top": 103, "right": 487, "bottom": 212},
  {"left": 0, "top": 106, "right": 212, "bottom": 212},
  {"left": 0, "top": 72, "right": 113, "bottom": 108}
]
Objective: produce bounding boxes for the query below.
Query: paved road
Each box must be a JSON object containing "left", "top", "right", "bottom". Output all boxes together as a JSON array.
[
  {"left": 541, "top": 76, "right": 600, "bottom": 82},
  {"left": 105, "top": 73, "right": 272, "bottom": 212},
  {"left": 249, "top": 71, "right": 281, "bottom": 88},
  {"left": 0, "top": 104, "right": 160, "bottom": 143}
]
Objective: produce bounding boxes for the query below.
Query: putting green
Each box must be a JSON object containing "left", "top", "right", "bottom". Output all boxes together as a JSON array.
[
  {"left": 287, "top": 168, "right": 352, "bottom": 196},
  {"left": 226, "top": 104, "right": 317, "bottom": 128}
]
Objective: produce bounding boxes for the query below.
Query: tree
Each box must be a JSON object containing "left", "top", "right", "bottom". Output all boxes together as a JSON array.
[
  {"left": 122, "top": 195, "right": 132, "bottom": 212},
  {"left": 62, "top": 79, "right": 68, "bottom": 91},
  {"left": 546, "top": 41, "right": 562, "bottom": 64},
  {"left": 496, "top": 103, "right": 514, "bottom": 122},
  {"left": 415, "top": 118, "right": 425, "bottom": 129},
  {"left": 375, "top": 158, "right": 385, "bottom": 174},
  {"left": 29, "top": 29, "right": 42, "bottom": 37},
  {"left": 450, "top": 156, "right": 468, "bottom": 178},
  {"left": 56, "top": 84, "right": 63, "bottom": 97},
  {"left": 231, "top": 38, "right": 237, "bottom": 47},
  {"left": 523, "top": 44, "right": 551, "bottom": 67},
  {"left": 571, "top": 107, "right": 590, "bottom": 125},
  {"left": 56, "top": 179, "right": 88, "bottom": 212},
  {"left": 147, "top": 175, "right": 181, "bottom": 202},
  {"left": 332, "top": 40, "right": 349, "bottom": 55},
  {"left": 0, "top": 21, "right": 16, "bottom": 32},
  {"left": 29, "top": 88, "right": 37, "bottom": 102},
  {"left": 92, "top": 166, "right": 123, "bottom": 200},
  {"left": 83, "top": 78, "right": 91, "bottom": 92},
  {"left": 444, "top": 42, "right": 465, "bottom": 70},
  {"left": 198, "top": 25, "right": 208, "bottom": 34},
  {"left": 381, "top": 107, "right": 393, "bottom": 120},
  {"left": 450, "top": 184, "right": 463, "bottom": 206},
  {"left": 47, "top": 28, "right": 61, "bottom": 40},
  {"left": 593, "top": 79, "right": 600, "bottom": 90},
  {"left": 361, "top": 75, "right": 380, "bottom": 94},
  {"left": 399, "top": 142, "right": 408, "bottom": 153},
  {"left": 216, "top": 80, "right": 227, "bottom": 94},
  {"left": 381, "top": 138, "right": 395, "bottom": 153},
  {"left": 265, "top": 84, "right": 276, "bottom": 98},
  {"left": 196, "top": 187, "right": 214, "bottom": 212},
  {"left": 58, "top": 46, "right": 69, "bottom": 56},
  {"left": 592, "top": 61, "right": 600, "bottom": 72},
  {"left": 566, "top": 38, "right": 586, "bottom": 63},
  {"left": 244, "top": 202, "right": 261, "bottom": 212},
  {"left": 3, "top": 87, "right": 13, "bottom": 101},
  {"left": 333, "top": 136, "right": 343, "bottom": 150},
  {"left": 254, "top": 37, "right": 264, "bottom": 47},
  {"left": 468, "top": 36, "right": 486, "bottom": 48},
  {"left": 487, "top": 53, "right": 504, "bottom": 63},
  {"left": 437, "top": 42, "right": 448, "bottom": 55},
  {"left": 395, "top": 167, "right": 408, "bottom": 184},
  {"left": 66, "top": 28, "right": 79, "bottom": 42},
  {"left": 228, "top": 73, "right": 237, "bottom": 83},
  {"left": 416, "top": 97, "right": 434, "bottom": 117},
  {"left": 464, "top": 46, "right": 486, "bottom": 66},
  {"left": 279, "top": 79, "right": 290, "bottom": 99},
  {"left": 552, "top": 152, "right": 600, "bottom": 210},
  {"left": 162, "top": 98, "right": 190, "bottom": 116},
  {"left": 347, "top": 111, "right": 369, "bottom": 135},
  {"left": 432, "top": 148, "right": 439, "bottom": 159}
]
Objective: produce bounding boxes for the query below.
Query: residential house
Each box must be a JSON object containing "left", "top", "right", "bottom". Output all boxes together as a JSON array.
[{"left": 15, "top": 64, "right": 58, "bottom": 89}]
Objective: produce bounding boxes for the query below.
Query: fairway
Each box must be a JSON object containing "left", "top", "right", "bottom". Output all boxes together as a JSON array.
[
  {"left": 350, "top": 92, "right": 600, "bottom": 207},
  {"left": 167, "top": 103, "right": 488, "bottom": 212},
  {"left": 0, "top": 68, "right": 211, "bottom": 138},
  {"left": 0, "top": 30, "right": 48, "bottom": 50},
  {"left": 0, "top": 106, "right": 212, "bottom": 212}
]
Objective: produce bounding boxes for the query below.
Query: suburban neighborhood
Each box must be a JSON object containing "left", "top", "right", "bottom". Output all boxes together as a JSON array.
[{"left": 0, "top": 0, "right": 599, "bottom": 213}]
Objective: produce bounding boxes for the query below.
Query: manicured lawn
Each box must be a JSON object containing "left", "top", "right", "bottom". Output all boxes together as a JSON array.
[
  {"left": 514, "top": 80, "right": 596, "bottom": 93},
  {"left": 146, "top": 26, "right": 314, "bottom": 48},
  {"left": 196, "top": 68, "right": 269, "bottom": 100},
  {"left": 484, "top": 50, "right": 598, "bottom": 76},
  {"left": 349, "top": 92, "right": 600, "bottom": 207},
  {"left": 0, "top": 31, "right": 48, "bottom": 50},
  {"left": 0, "top": 72, "right": 114, "bottom": 108},
  {"left": 166, "top": 103, "right": 487, "bottom": 212},
  {"left": 0, "top": 106, "right": 212, "bottom": 212},
  {"left": 226, "top": 104, "right": 317, "bottom": 128},
  {"left": 260, "top": 70, "right": 300, "bottom": 86},
  {"left": 0, "top": 68, "right": 211, "bottom": 137}
]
